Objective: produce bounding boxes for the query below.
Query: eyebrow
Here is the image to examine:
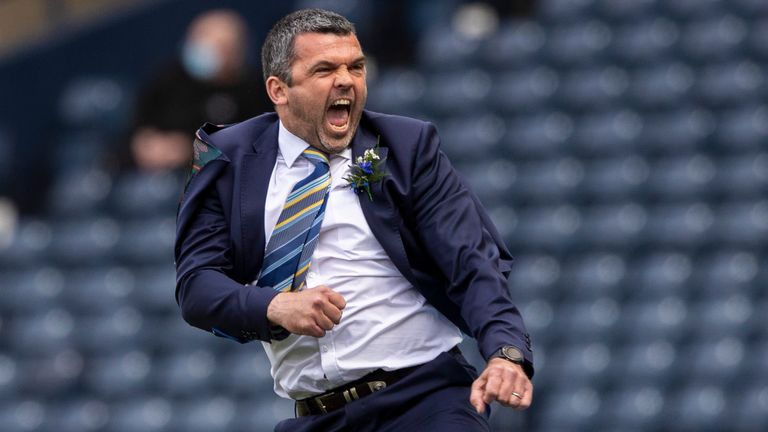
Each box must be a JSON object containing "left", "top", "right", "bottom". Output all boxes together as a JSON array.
[{"left": 309, "top": 56, "right": 367, "bottom": 72}]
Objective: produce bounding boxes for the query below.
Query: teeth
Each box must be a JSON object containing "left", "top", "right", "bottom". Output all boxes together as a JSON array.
[{"left": 331, "top": 99, "right": 351, "bottom": 107}]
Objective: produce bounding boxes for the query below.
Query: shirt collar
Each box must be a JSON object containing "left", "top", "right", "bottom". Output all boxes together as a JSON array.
[{"left": 278, "top": 121, "right": 353, "bottom": 165}]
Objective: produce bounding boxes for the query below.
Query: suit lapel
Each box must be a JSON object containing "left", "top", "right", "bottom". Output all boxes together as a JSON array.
[
  {"left": 238, "top": 122, "right": 278, "bottom": 281},
  {"left": 352, "top": 127, "right": 416, "bottom": 282}
]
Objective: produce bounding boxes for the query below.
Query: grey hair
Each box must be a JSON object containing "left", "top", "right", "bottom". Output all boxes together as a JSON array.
[{"left": 261, "top": 9, "right": 356, "bottom": 85}]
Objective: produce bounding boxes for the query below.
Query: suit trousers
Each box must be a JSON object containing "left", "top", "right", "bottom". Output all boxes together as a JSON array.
[{"left": 274, "top": 348, "right": 491, "bottom": 432}]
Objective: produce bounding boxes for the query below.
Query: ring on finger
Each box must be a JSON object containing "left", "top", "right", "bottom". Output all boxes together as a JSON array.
[{"left": 511, "top": 392, "right": 523, "bottom": 400}]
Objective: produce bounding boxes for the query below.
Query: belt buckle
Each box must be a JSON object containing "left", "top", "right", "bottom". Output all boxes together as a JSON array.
[
  {"left": 314, "top": 392, "right": 334, "bottom": 414},
  {"left": 367, "top": 380, "right": 387, "bottom": 392}
]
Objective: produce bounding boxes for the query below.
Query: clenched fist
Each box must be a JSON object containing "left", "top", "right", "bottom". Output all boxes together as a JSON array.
[{"left": 266, "top": 285, "right": 346, "bottom": 337}]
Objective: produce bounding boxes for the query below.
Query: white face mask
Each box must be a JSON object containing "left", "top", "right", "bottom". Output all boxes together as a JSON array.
[{"left": 181, "top": 41, "right": 221, "bottom": 80}]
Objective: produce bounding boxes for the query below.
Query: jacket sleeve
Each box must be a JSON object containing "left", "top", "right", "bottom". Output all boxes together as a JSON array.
[
  {"left": 175, "top": 169, "right": 280, "bottom": 343},
  {"left": 409, "top": 123, "right": 534, "bottom": 378}
]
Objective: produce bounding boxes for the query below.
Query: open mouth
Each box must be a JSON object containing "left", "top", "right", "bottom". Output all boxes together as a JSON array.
[{"left": 326, "top": 98, "right": 351, "bottom": 132}]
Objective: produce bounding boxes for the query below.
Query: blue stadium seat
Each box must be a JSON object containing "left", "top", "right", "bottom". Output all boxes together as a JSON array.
[
  {"left": 536, "top": 385, "right": 603, "bottom": 431},
  {"left": 545, "top": 19, "right": 612, "bottom": 66},
  {"left": 506, "top": 254, "right": 561, "bottom": 303},
  {"left": 418, "top": 25, "right": 481, "bottom": 70},
  {"left": 695, "top": 61, "right": 763, "bottom": 108},
  {"left": 572, "top": 109, "right": 642, "bottom": 155},
  {"left": 50, "top": 132, "right": 109, "bottom": 176},
  {"left": 423, "top": 69, "right": 492, "bottom": 115},
  {"left": 84, "top": 350, "right": 151, "bottom": 398},
  {"left": 601, "top": 385, "right": 665, "bottom": 431},
  {"left": 556, "top": 65, "right": 628, "bottom": 110},
  {"left": 509, "top": 205, "right": 581, "bottom": 250},
  {"left": 731, "top": 382, "right": 768, "bottom": 432},
  {"left": 713, "top": 153, "right": 768, "bottom": 197},
  {"left": 504, "top": 111, "right": 573, "bottom": 158},
  {"left": 438, "top": 114, "right": 506, "bottom": 160},
  {"left": 0, "top": 219, "right": 52, "bottom": 268},
  {"left": 692, "top": 250, "right": 759, "bottom": 296},
  {"left": 618, "top": 297, "right": 687, "bottom": 341},
  {"left": 580, "top": 156, "right": 648, "bottom": 200},
  {"left": 213, "top": 350, "right": 273, "bottom": 396},
  {"left": 152, "top": 350, "right": 216, "bottom": 396},
  {"left": 49, "top": 217, "right": 120, "bottom": 265},
  {"left": 610, "top": 18, "right": 679, "bottom": 65},
  {"left": 0, "top": 267, "right": 64, "bottom": 313},
  {"left": 62, "top": 266, "right": 135, "bottom": 313},
  {"left": 73, "top": 308, "right": 144, "bottom": 354},
  {"left": 577, "top": 203, "right": 646, "bottom": 248},
  {"left": 637, "top": 108, "right": 714, "bottom": 154},
  {"left": 107, "top": 397, "right": 172, "bottom": 432},
  {"left": 0, "top": 400, "right": 47, "bottom": 432},
  {"left": 232, "top": 397, "right": 294, "bottom": 432},
  {"left": 8, "top": 309, "right": 74, "bottom": 355},
  {"left": 367, "top": 69, "right": 426, "bottom": 114},
  {"left": 748, "top": 17, "right": 768, "bottom": 60},
  {"left": 110, "top": 171, "right": 182, "bottom": 218},
  {"left": 711, "top": 201, "right": 768, "bottom": 246},
  {"left": 646, "top": 154, "right": 716, "bottom": 200},
  {"left": 57, "top": 76, "right": 133, "bottom": 133},
  {"left": 685, "top": 298, "right": 752, "bottom": 340},
  {"left": 47, "top": 168, "right": 112, "bottom": 216},
  {"left": 453, "top": 160, "right": 516, "bottom": 205},
  {"left": 595, "top": 0, "right": 657, "bottom": 21},
  {"left": 678, "top": 15, "right": 747, "bottom": 63},
  {"left": 628, "top": 62, "right": 694, "bottom": 108},
  {"left": 715, "top": 105, "right": 768, "bottom": 150},
  {"left": 550, "top": 298, "right": 621, "bottom": 344},
  {"left": 512, "top": 157, "right": 583, "bottom": 202},
  {"left": 170, "top": 397, "right": 236, "bottom": 432},
  {"left": 559, "top": 253, "right": 627, "bottom": 299},
  {"left": 641, "top": 203, "right": 713, "bottom": 248},
  {"left": 538, "top": 0, "right": 596, "bottom": 23},
  {"left": 624, "top": 252, "right": 692, "bottom": 300},
  {"left": 661, "top": 384, "right": 727, "bottom": 431},
  {"left": 662, "top": 0, "right": 725, "bottom": 18},
  {"left": 129, "top": 266, "right": 177, "bottom": 313},
  {"left": 481, "top": 21, "right": 545, "bottom": 68},
  {"left": 44, "top": 399, "right": 109, "bottom": 432},
  {"left": 115, "top": 216, "right": 175, "bottom": 265},
  {"left": 491, "top": 67, "right": 558, "bottom": 113},
  {"left": 0, "top": 354, "right": 20, "bottom": 399},
  {"left": 17, "top": 349, "right": 83, "bottom": 397},
  {"left": 608, "top": 339, "right": 677, "bottom": 385}
]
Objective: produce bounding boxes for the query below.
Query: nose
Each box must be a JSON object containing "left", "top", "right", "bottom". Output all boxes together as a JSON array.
[{"left": 334, "top": 66, "right": 354, "bottom": 88}]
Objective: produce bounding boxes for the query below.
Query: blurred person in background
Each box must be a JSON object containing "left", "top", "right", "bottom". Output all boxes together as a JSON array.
[
  {"left": 176, "top": 8, "right": 533, "bottom": 431},
  {"left": 125, "top": 9, "right": 270, "bottom": 172}
]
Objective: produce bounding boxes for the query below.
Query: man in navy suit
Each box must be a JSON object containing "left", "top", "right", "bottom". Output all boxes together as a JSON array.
[{"left": 175, "top": 9, "right": 533, "bottom": 431}]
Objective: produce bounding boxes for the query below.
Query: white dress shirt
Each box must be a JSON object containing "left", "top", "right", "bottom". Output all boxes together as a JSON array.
[{"left": 261, "top": 122, "right": 463, "bottom": 400}]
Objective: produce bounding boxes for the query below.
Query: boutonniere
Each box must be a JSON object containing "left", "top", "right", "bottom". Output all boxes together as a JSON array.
[{"left": 344, "top": 137, "right": 387, "bottom": 201}]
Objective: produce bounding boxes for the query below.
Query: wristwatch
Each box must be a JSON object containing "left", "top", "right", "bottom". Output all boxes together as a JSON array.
[{"left": 491, "top": 346, "right": 525, "bottom": 365}]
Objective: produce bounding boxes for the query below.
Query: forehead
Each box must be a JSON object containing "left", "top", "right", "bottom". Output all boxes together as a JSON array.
[{"left": 292, "top": 32, "right": 363, "bottom": 64}]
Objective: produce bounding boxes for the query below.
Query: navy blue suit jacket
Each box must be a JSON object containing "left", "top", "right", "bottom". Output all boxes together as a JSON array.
[{"left": 175, "top": 110, "right": 533, "bottom": 377}]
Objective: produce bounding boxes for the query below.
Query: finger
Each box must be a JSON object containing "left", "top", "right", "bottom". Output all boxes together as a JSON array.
[
  {"left": 483, "top": 370, "right": 503, "bottom": 405},
  {"left": 304, "top": 323, "right": 325, "bottom": 338},
  {"left": 518, "top": 381, "right": 534, "bottom": 410},
  {"left": 326, "top": 291, "right": 347, "bottom": 310},
  {"left": 470, "top": 376, "right": 487, "bottom": 414},
  {"left": 497, "top": 370, "right": 517, "bottom": 406},
  {"left": 320, "top": 300, "right": 343, "bottom": 324},
  {"left": 314, "top": 312, "right": 335, "bottom": 331}
]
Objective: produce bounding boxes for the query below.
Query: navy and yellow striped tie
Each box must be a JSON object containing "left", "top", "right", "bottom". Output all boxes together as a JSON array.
[{"left": 257, "top": 148, "right": 331, "bottom": 292}]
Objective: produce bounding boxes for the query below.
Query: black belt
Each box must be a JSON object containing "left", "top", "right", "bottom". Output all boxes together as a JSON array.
[{"left": 295, "top": 346, "right": 462, "bottom": 417}]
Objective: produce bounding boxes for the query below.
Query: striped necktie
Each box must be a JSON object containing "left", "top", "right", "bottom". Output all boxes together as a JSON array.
[{"left": 257, "top": 148, "right": 331, "bottom": 292}]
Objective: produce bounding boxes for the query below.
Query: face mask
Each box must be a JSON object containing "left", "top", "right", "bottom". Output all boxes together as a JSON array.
[{"left": 182, "top": 41, "right": 221, "bottom": 81}]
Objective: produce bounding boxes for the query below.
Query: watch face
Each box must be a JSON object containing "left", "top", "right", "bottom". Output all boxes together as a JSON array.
[{"left": 502, "top": 346, "right": 524, "bottom": 363}]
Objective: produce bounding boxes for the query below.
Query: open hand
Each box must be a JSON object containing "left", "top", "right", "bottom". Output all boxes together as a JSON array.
[
  {"left": 266, "top": 285, "right": 346, "bottom": 337},
  {"left": 470, "top": 358, "right": 533, "bottom": 413}
]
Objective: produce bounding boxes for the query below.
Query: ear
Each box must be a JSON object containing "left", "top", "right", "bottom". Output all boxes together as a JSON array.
[{"left": 266, "top": 76, "right": 288, "bottom": 106}]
